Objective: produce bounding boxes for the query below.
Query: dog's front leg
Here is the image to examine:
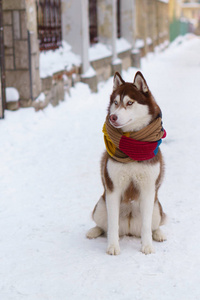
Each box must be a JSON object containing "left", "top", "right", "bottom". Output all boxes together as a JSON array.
[
  {"left": 140, "top": 187, "right": 155, "bottom": 255},
  {"left": 106, "top": 190, "right": 121, "bottom": 255}
]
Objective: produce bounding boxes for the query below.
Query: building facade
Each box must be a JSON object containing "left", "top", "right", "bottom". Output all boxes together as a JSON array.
[
  {"left": 181, "top": 0, "right": 200, "bottom": 32},
  {"left": 1, "top": 0, "right": 171, "bottom": 113}
]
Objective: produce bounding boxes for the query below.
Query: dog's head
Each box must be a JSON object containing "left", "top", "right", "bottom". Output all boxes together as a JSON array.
[{"left": 108, "top": 72, "right": 161, "bottom": 132}]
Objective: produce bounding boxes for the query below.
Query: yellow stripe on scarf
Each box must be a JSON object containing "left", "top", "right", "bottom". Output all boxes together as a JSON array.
[
  {"left": 102, "top": 122, "right": 130, "bottom": 157},
  {"left": 102, "top": 123, "right": 116, "bottom": 157}
]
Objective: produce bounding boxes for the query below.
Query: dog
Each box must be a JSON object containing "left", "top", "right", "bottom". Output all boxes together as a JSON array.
[{"left": 87, "top": 71, "right": 167, "bottom": 255}]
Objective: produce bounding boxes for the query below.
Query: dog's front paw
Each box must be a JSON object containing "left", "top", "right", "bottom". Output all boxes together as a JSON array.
[
  {"left": 141, "top": 244, "right": 155, "bottom": 255},
  {"left": 107, "top": 244, "right": 120, "bottom": 255}
]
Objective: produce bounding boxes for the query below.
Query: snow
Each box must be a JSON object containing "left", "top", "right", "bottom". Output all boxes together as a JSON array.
[
  {"left": 112, "top": 57, "right": 122, "bottom": 65},
  {"left": 89, "top": 38, "right": 131, "bottom": 62},
  {"left": 81, "top": 66, "right": 96, "bottom": 78},
  {"left": 5, "top": 87, "right": 19, "bottom": 102},
  {"left": 158, "top": 0, "right": 169, "bottom": 3},
  {"left": 39, "top": 41, "right": 81, "bottom": 78},
  {"left": 135, "top": 38, "right": 145, "bottom": 49},
  {"left": 116, "top": 38, "right": 132, "bottom": 53},
  {"left": 1, "top": 34, "right": 200, "bottom": 299},
  {"left": 89, "top": 42, "right": 112, "bottom": 61},
  {"left": 35, "top": 92, "right": 46, "bottom": 103},
  {"left": 146, "top": 37, "right": 152, "bottom": 45},
  {"left": 132, "top": 48, "right": 140, "bottom": 54}
]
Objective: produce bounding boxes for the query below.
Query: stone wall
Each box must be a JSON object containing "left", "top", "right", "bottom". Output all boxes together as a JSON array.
[
  {"left": 61, "top": 0, "right": 83, "bottom": 56},
  {"left": 120, "top": 0, "right": 135, "bottom": 47},
  {"left": 3, "top": 0, "right": 41, "bottom": 107},
  {"left": 97, "top": 0, "right": 113, "bottom": 45},
  {"left": 135, "top": 0, "right": 169, "bottom": 53},
  {"left": 91, "top": 56, "right": 112, "bottom": 82}
]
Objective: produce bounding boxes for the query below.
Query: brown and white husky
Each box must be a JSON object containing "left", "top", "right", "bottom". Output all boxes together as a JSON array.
[{"left": 87, "top": 71, "right": 167, "bottom": 255}]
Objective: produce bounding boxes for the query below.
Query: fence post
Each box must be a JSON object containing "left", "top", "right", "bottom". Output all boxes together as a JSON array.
[{"left": 0, "top": 0, "right": 6, "bottom": 119}]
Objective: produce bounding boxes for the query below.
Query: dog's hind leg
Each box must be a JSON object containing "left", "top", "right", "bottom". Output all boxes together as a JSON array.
[
  {"left": 152, "top": 228, "right": 167, "bottom": 242},
  {"left": 86, "top": 195, "right": 107, "bottom": 239},
  {"left": 152, "top": 201, "right": 167, "bottom": 242},
  {"left": 86, "top": 226, "right": 104, "bottom": 239}
]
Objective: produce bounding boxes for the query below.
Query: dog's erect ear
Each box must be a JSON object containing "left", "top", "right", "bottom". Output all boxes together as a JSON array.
[
  {"left": 113, "top": 72, "right": 124, "bottom": 91},
  {"left": 133, "top": 71, "right": 149, "bottom": 93}
]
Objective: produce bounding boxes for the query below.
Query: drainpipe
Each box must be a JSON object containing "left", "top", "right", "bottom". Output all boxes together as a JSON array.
[
  {"left": 28, "top": 30, "right": 33, "bottom": 101},
  {"left": 0, "top": 0, "right": 6, "bottom": 119},
  {"left": 81, "top": 0, "right": 90, "bottom": 74}
]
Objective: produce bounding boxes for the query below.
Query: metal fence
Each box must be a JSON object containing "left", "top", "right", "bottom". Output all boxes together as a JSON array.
[
  {"left": 170, "top": 17, "right": 194, "bottom": 42},
  {"left": 36, "top": 0, "right": 62, "bottom": 51}
]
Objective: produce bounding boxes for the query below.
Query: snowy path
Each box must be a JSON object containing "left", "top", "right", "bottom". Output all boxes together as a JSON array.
[{"left": 1, "top": 35, "right": 200, "bottom": 299}]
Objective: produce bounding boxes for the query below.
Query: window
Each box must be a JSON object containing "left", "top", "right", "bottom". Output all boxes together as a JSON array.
[
  {"left": 36, "top": 0, "right": 62, "bottom": 51},
  {"left": 89, "top": 0, "right": 98, "bottom": 44}
]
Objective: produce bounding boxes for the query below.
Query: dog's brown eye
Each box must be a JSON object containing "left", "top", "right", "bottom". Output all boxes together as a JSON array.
[{"left": 127, "top": 101, "right": 133, "bottom": 106}]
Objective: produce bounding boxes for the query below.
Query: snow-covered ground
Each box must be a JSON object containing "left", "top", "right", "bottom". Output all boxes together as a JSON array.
[{"left": 1, "top": 34, "right": 200, "bottom": 299}]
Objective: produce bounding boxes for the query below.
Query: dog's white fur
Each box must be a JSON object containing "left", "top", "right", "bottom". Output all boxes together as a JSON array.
[{"left": 87, "top": 72, "right": 166, "bottom": 255}]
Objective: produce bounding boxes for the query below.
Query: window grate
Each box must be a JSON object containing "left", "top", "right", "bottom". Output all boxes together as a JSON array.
[
  {"left": 36, "top": 0, "right": 62, "bottom": 51},
  {"left": 89, "top": 0, "right": 98, "bottom": 44}
]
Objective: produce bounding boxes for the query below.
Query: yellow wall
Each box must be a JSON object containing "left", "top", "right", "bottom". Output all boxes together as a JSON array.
[
  {"left": 169, "top": 0, "right": 182, "bottom": 21},
  {"left": 182, "top": 5, "right": 200, "bottom": 28}
]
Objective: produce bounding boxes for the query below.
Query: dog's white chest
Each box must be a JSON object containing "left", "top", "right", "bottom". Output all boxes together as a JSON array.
[{"left": 107, "top": 159, "right": 160, "bottom": 192}]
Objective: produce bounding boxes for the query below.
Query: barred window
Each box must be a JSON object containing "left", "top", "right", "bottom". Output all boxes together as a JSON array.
[
  {"left": 89, "top": 0, "right": 98, "bottom": 44},
  {"left": 36, "top": 0, "right": 62, "bottom": 51}
]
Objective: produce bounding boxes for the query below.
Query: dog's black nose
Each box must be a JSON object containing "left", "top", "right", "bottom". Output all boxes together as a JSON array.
[{"left": 110, "top": 114, "right": 118, "bottom": 122}]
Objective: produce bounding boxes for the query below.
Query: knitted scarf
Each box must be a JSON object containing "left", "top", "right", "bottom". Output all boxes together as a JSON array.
[{"left": 103, "top": 115, "right": 166, "bottom": 163}]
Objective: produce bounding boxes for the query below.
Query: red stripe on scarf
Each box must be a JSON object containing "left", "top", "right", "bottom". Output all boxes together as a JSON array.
[{"left": 119, "top": 136, "right": 161, "bottom": 161}]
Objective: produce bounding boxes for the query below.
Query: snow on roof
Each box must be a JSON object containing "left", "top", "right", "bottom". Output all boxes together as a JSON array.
[{"left": 39, "top": 41, "right": 81, "bottom": 79}]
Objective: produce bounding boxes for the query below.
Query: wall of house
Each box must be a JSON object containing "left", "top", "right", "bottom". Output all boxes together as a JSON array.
[
  {"left": 157, "top": 1, "right": 169, "bottom": 43},
  {"left": 61, "top": 0, "right": 83, "bottom": 56},
  {"left": 25, "top": 0, "right": 37, "bottom": 33},
  {"left": 135, "top": 0, "right": 169, "bottom": 55},
  {"left": 147, "top": 0, "right": 157, "bottom": 49},
  {"left": 26, "top": 0, "right": 41, "bottom": 102},
  {"left": 2, "top": 0, "right": 171, "bottom": 111},
  {"left": 2, "top": 0, "right": 41, "bottom": 107},
  {"left": 97, "top": 0, "right": 113, "bottom": 45},
  {"left": 182, "top": 6, "right": 200, "bottom": 28},
  {"left": 97, "top": 0, "right": 135, "bottom": 47},
  {"left": 169, "top": 0, "right": 195, "bottom": 41},
  {"left": 120, "top": 0, "right": 135, "bottom": 47}
]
